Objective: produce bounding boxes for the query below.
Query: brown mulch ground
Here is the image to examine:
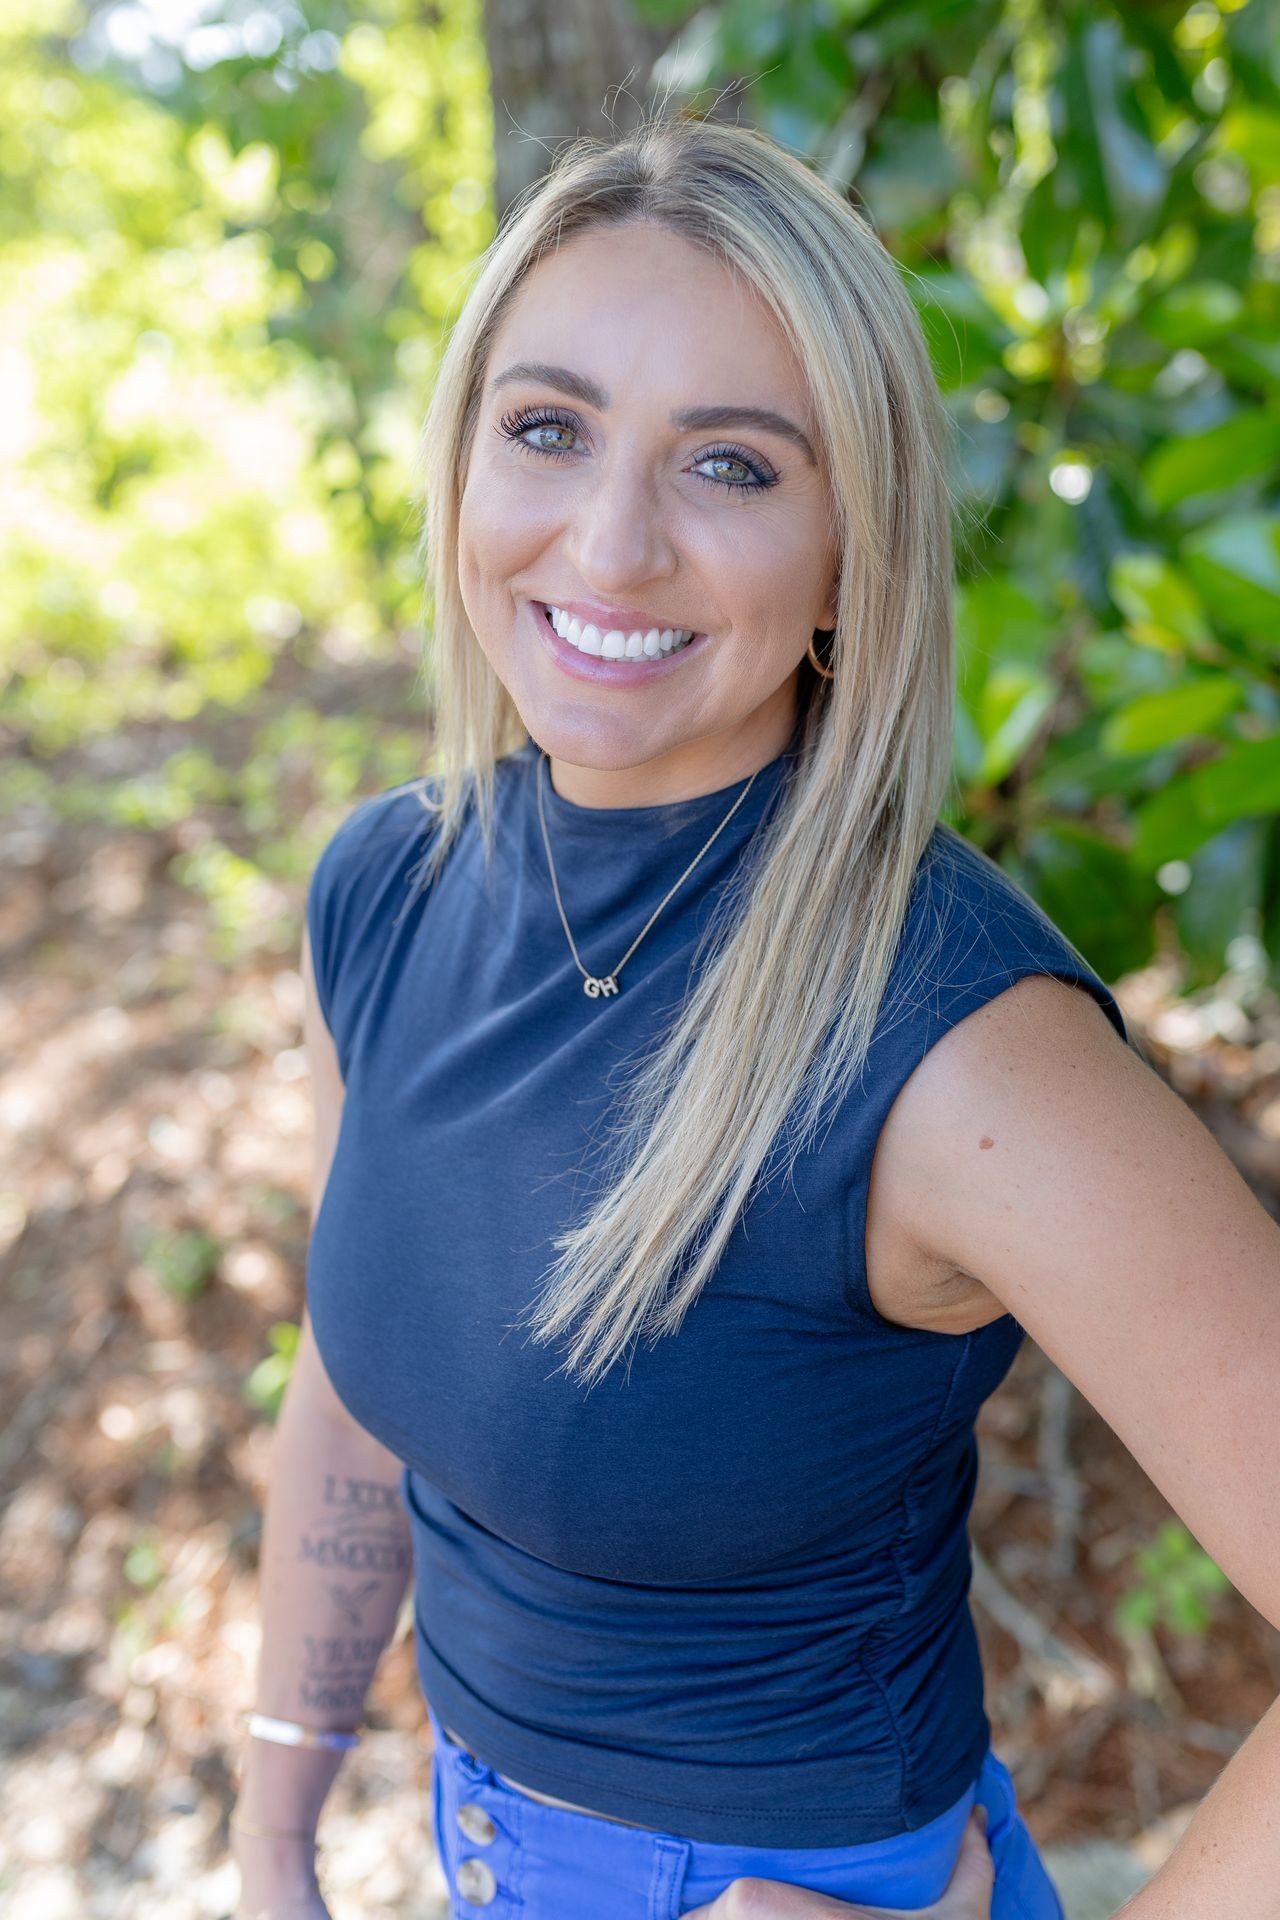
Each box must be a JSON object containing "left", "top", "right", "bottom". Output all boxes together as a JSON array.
[{"left": 3, "top": 703, "right": 1279, "bottom": 1916}]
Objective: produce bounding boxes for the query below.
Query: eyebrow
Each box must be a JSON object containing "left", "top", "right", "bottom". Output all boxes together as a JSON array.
[{"left": 487, "top": 360, "right": 816, "bottom": 465}]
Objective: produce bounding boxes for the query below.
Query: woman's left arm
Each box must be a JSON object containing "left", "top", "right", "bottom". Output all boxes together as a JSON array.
[{"left": 891, "top": 972, "right": 1280, "bottom": 1919}]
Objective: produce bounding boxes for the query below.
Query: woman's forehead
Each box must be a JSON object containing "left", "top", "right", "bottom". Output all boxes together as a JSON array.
[{"left": 489, "top": 229, "right": 812, "bottom": 421}]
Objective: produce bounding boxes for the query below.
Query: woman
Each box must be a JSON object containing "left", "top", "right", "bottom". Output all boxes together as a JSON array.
[{"left": 231, "top": 112, "right": 1280, "bottom": 1920}]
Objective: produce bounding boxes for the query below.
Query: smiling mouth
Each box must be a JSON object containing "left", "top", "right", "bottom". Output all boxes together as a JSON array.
[{"left": 538, "top": 602, "right": 701, "bottom": 660}]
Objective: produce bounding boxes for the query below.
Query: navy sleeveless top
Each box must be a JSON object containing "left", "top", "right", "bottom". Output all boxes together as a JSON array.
[{"left": 305, "top": 730, "right": 1130, "bottom": 1846}]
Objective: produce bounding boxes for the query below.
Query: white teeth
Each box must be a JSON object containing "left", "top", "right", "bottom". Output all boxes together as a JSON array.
[{"left": 545, "top": 605, "right": 695, "bottom": 658}]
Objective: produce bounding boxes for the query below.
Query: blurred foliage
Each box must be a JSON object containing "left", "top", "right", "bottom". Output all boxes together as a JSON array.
[
  {"left": 1114, "top": 1517, "right": 1233, "bottom": 1636},
  {"left": 649, "top": 0, "right": 1280, "bottom": 994},
  {"left": 135, "top": 1222, "right": 225, "bottom": 1301},
  {"left": 244, "top": 1317, "right": 303, "bottom": 1421},
  {"left": 112, "top": 1525, "right": 188, "bottom": 1682},
  {"left": 122, "top": 1523, "right": 167, "bottom": 1592},
  {"left": 0, "top": 0, "right": 492, "bottom": 939},
  {"left": 2, "top": 0, "right": 1277, "bottom": 994}
]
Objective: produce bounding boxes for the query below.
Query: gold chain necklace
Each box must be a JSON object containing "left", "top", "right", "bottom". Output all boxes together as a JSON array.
[{"left": 535, "top": 747, "right": 761, "bottom": 999}]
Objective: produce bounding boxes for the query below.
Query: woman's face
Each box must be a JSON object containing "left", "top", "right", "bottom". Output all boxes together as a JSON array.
[{"left": 457, "top": 219, "right": 840, "bottom": 804}]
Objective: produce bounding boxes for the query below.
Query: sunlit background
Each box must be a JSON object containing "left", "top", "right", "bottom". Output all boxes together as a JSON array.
[{"left": 2, "top": 1, "right": 1279, "bottom": 1914}]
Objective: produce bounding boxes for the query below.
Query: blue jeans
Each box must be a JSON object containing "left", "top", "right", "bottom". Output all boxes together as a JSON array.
[{"left": 425, "top": 1701, "right": 1066, "bottom": 1918}]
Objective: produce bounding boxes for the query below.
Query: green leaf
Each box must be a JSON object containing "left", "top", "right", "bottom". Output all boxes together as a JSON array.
[
  {"left": 1194, "top": 733, "right": 1280, "bottom": 826},
  {"left": 978, "top": 666, "right": 1057, "bottom": 782},
  {"left": 1020, "top": 165, "right": 1090, "bottom": 284},
  {"left": 955, "top": 577, "right": 1053, "bottom": 701},
  {"left": 1216, "top": 102, "right": 1280, "bottom": 186},
  {"left": 137, "top": 1225, "right": 223, "bottom": 1301},
  {"left": 1132, "top": 775, "right": 1218, "bottom": 869},
  {"left": 1114, "top": 1588, "right": 1158, "bottom": 1632},
  {"left": 1182, "top": 514, "right": 1280, "bottom": 632},
  {"left": 1059, "top": 18, "right": 1167, "bottom": 243},
  {"left": 1115, "top": 1520, "right": 1233, "bottom": 1640},
  {"left": 244, "top": 1320, "right": 302, "bottom": 1422},
  {"left": 629, "top": 0, "right": 703, "bottom": 21},
  {"left": 1175, "top": 818, "right": 1269, "bottom": 973},
  {"left": 1101, "top": 676, "right": 1244, "bottom": 755},
  {"left": 1133, "top": 733, "right": 1280, "bottom": 867},
  {"left": 1020, "top": 823, "right": 1155, "bottom": 980},
  {"left": 123, "top": 1529, "right": 166, "bottom": 1592},
  {"left": 859, "top": 121, "right": 955, "bottom": 238},
  {"left": 1142, "top": 414, "right": 1280, "bottom": 512},
  {"left": 1109, "top": 552, "right": 1213, "bottom": 652},
  {"left": 1263, "top": 821, "right": 1280, "bottom": 991},
  {"left": 952, "top": 695, "right": 985, "bottom": 785},
  {"left": 1168, "top": 1589, "right": 1210, "bottom": 1635},
  {"left": 1144, "top": 281, "right": 1245, "bottom": 348}
]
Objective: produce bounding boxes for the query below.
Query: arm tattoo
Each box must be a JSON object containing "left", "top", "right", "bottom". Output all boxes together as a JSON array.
[{"left": 294, "top": 1472, "right": 411, "bottom": 1713}]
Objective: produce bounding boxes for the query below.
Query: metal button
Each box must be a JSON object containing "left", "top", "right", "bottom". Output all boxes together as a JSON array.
[
  {"left": 456, "top": 1855, "right": 498, "bottom": 1905},
  {"left": 457, "top": 1800, "right": 498, "bottom": 1845}
]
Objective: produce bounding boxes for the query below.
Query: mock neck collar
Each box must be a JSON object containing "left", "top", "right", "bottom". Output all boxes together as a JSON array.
[{"left": 516, "top": 724, "right": 802, "bottom": 848}]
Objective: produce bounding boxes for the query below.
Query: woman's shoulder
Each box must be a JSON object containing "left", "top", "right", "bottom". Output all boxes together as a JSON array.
[
  {"left": 315, "top": 771, "right": 443, "bottom": 861},
  {"left": 305, "top": 774, "right": 446, "bottom": 1070},
  {"left": 308, "top": 773, "right": 443, "bottom": 919},
  {"left": 307, "top": 745, "right": 535, "bottom": 928}
]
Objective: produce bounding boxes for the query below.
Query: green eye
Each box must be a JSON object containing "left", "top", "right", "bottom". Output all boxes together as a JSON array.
[{"left": 495, "top": 407, "right": 777, "bottom": 496}]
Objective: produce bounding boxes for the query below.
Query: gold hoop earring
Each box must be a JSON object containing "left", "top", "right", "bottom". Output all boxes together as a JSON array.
[{"left": 806, "top": 631, "right": 835, "bottom": 681}]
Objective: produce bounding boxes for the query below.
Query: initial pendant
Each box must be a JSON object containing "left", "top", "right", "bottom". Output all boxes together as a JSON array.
[{"left": 583, "top": 974, "right": 620, "bottom": 999}]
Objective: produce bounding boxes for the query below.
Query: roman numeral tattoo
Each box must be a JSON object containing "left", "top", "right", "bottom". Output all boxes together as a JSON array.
[{"left": 293, "top": 1471, "right": 412, "bottom": 1715}]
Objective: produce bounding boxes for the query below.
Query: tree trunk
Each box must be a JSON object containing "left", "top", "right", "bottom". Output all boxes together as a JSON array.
[{"left": 480, "top": 0, "right": 676, "bottom": 222}]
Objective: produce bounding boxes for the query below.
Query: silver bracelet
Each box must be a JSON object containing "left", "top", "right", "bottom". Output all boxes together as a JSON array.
[{"left": 242, "top": 1710, "right": 362, "bottom": 1753}]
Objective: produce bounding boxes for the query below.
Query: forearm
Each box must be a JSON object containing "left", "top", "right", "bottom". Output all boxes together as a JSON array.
[
  {"left": 1113, "top": 1688, "right": 1280, "bottom": 1919},
  {"left": 236, "top": 1390, "right": 412, "bottom": 1836}
]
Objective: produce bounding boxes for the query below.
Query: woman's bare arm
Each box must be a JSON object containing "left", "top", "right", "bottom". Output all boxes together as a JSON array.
[
  {"left": 232, "top": 927, "right": 412, "bottom": 1903},
  {"left": 233, "top": 1315, "right": 413, "bottom": 1806}
]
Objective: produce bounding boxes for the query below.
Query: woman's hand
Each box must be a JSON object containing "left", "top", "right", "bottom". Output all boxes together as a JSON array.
[
  {"left": 679, "top": 1805, "right": 993, "bottom": 1919},
  {"left": 231, "top": 1824, "right": 334, "bottom": 1920}
]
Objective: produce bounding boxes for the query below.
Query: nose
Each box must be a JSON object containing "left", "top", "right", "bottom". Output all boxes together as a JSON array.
[{"left": 565, "top": 457, "right": 676, "bottom": 596}]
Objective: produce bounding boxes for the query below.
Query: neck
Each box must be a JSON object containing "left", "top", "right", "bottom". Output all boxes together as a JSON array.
[{"left": 543, "top": 692, "right": 800, "bottom": 811}]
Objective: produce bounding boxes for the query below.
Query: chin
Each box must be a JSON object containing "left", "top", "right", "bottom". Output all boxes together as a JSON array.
[
  {"left": 513, "top": 696, "right": 656, "bottom": 760},
  {"left": 533, "top": 726, "right": 657, "bottom": 769}
]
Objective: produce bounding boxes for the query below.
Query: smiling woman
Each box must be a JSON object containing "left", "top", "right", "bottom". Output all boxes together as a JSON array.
[
  {"left": 450, "top": 214, "right": 842, "bottom": 767},
  {"left": 236, "top": 103, "right": 1280, "bottom": 1920}
]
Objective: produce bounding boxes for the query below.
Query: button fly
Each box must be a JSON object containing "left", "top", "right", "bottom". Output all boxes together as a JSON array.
[
  {"left": 457, "top": 1800, "right": 498, "bottom": 1845},
  {"left": 456, "top": 1855, "right": 498, "bottom": 1905}
]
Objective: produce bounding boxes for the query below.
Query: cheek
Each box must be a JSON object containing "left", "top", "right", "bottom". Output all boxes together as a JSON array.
[
  {"left": 458, "top": 460, "right": 503, "bottom": 558},
  {"left": 710, "top": 542, "right": 800, "bottom": 625},
  {"left": 464, "top": 448, "right": 555, "bottom": 534},
  {"left": 458, "top": 471, "right": 525, "bottom": 602},
  {"left": 716, "top": 509, "right": 833, "bottom": 613},
  {"left": 456, "top": 479, "right": 539, "bottom": 657}
]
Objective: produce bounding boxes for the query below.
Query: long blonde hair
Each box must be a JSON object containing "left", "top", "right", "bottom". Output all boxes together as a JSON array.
[{"left": 411, "top": 108, "right": 958, "bottom": 1390}]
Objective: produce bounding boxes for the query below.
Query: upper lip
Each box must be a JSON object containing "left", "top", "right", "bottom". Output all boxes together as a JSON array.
[{"left": 536, "top": 597, "right": 700, "bottom": 635}]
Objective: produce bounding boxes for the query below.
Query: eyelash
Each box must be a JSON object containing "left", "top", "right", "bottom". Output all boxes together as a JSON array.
[{"left": 494, "top": 405, "right": 778, "bottom": 497}]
